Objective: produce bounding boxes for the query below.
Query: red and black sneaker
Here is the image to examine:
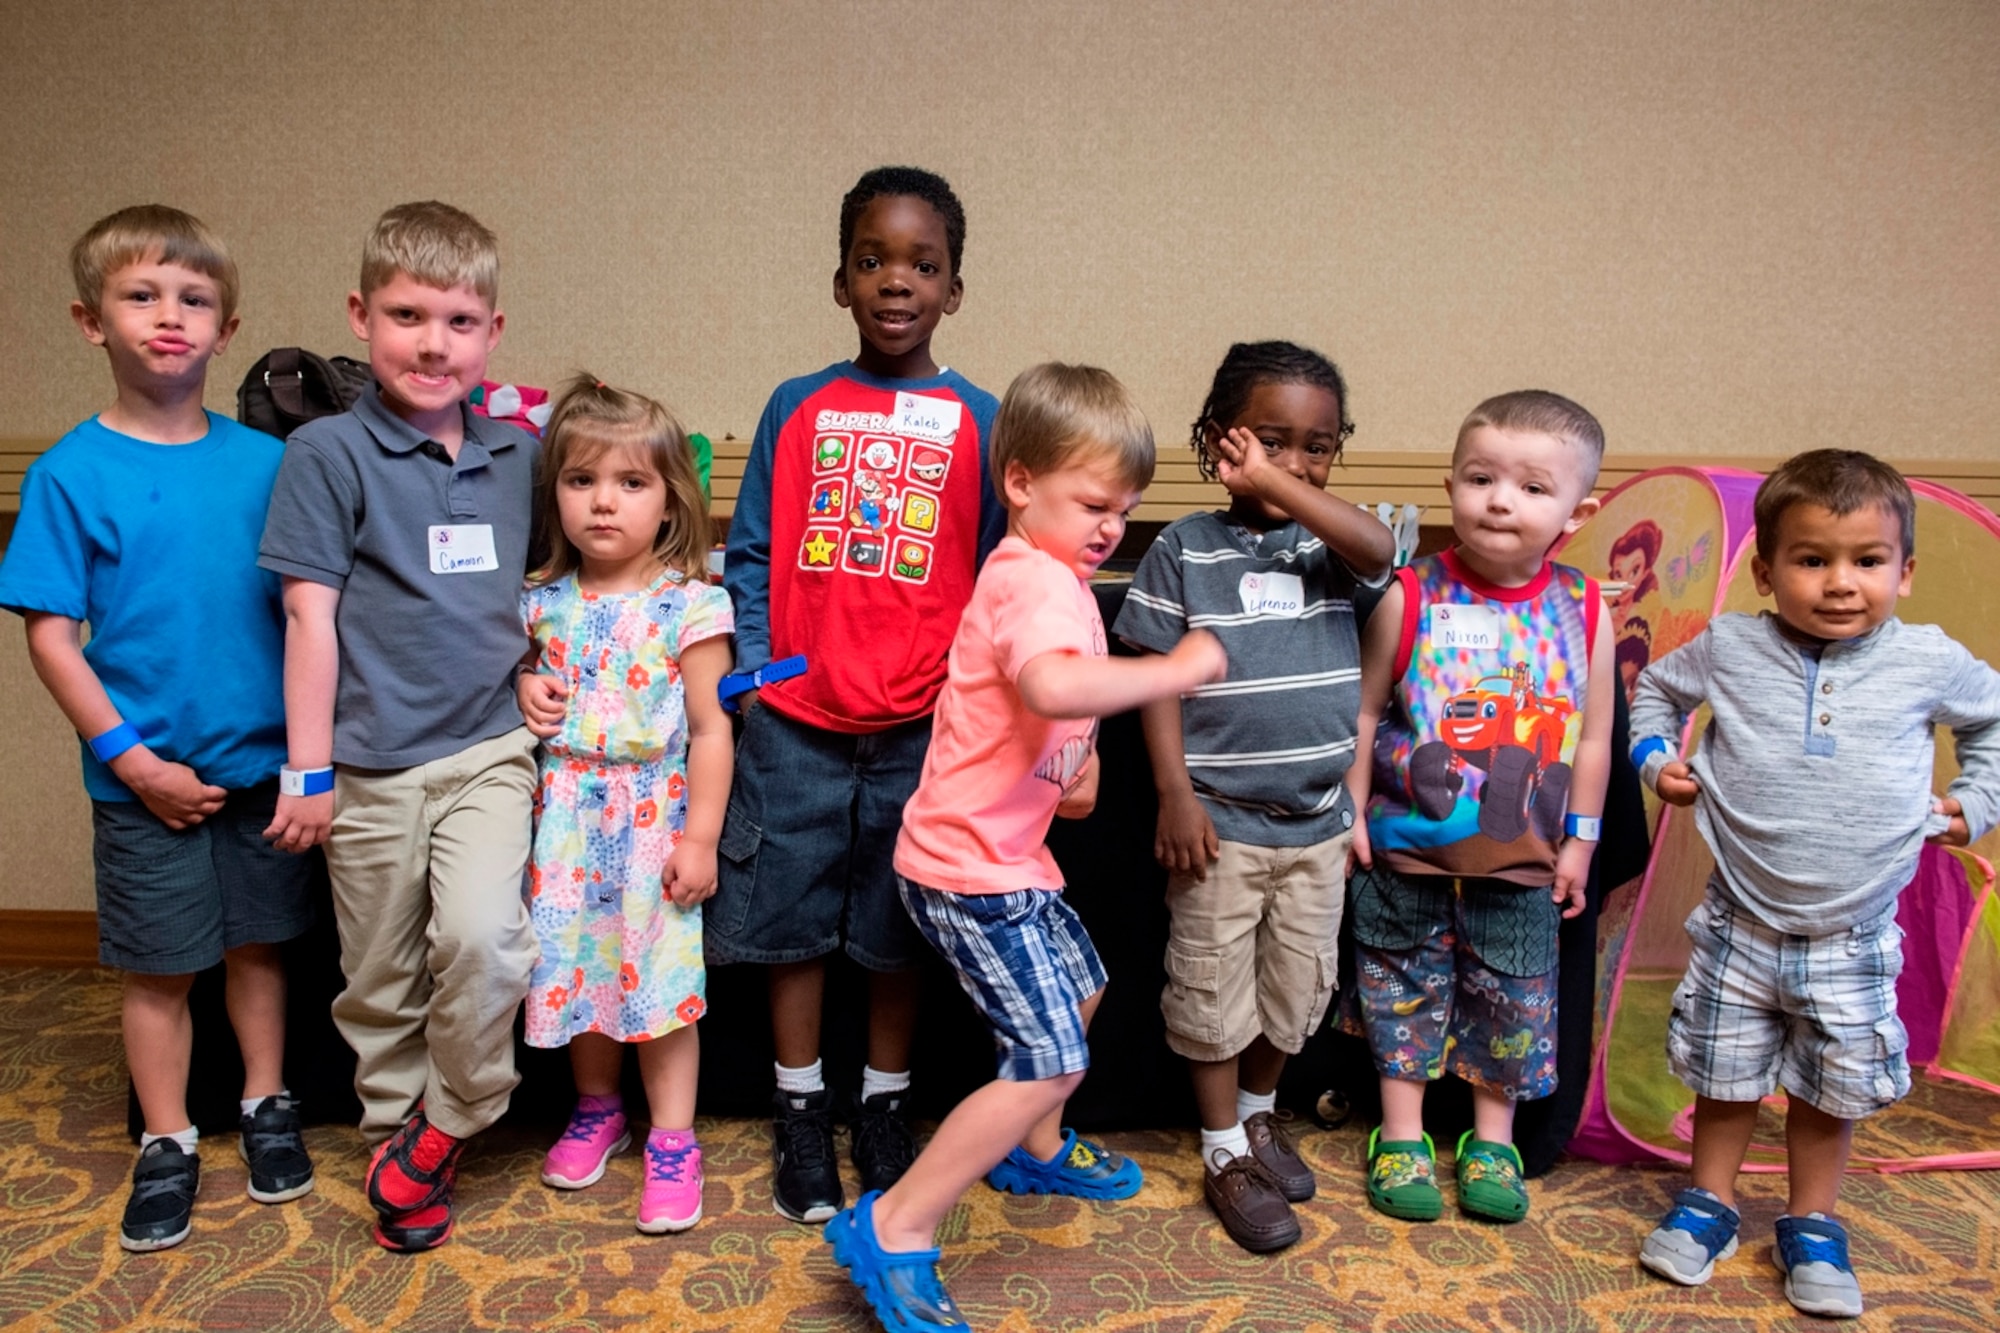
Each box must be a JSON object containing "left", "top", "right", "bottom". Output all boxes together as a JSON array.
[
  {"left": 366, "top": 1108, "right": 464, "bottom": 1218},
  {"left": 373, "top": 1199, "right": 454, "bottom": 1253}
]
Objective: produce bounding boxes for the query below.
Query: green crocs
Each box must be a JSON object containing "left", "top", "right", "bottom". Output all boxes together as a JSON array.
[
  {"left": 1366, "top": 1128, "right": 1441, "bottom": 1221},
  {"left": 1454, "top": 1130, "right": 1528, "bottom": 1223}
]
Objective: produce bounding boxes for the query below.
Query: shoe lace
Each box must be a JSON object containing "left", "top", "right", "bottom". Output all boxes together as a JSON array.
[
  {"left": 778, "top": 1105, "right": 832, "bottom": 1168},
  {"left": 646, "top": 1137, "right": 696, "bottom": 1184},
  {"left": 132, "top": 1173, "right": 194, "bottom": 1204},
  {"left": 409, "top": 1126, "right": 458, "bottom": 1174},
  {"left": 559, "top": 1102, "right": 620, "bottom": 1146},
  {"left": 854, "top": 1104, "right": 916, "bottom": 1176}
]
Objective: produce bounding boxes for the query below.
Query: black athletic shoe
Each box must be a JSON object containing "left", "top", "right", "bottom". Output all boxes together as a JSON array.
[
  {"left": 121, "top": 1139, "right": 199, "bottom": 1253},
  {"left": 240, "top": 1094, "right": 316, "bottom": 1204},
  {"left": 771, "top": 1088, "right": 843, "bottom": 1223},
  {"left": 851, "top": 1090, "right": 917, "bottom": 1194}
]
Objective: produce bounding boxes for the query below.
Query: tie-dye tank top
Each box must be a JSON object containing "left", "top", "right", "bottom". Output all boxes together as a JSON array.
[{"left": 1369, "top": 548, "right": 1600, "bottom": 886}]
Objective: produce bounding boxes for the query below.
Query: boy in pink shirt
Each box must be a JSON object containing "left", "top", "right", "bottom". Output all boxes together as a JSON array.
[{"left": 827, "top": 363, "right": 1226, "bottom": 1331}]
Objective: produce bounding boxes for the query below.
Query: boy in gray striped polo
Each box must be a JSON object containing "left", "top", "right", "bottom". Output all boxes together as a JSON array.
[
  {"left": 1114, "top": 342, "right": 1394, "bottom": 1252},
  {"left": 1632, "top": 450, "right": 2000, "bottom": 1318}
]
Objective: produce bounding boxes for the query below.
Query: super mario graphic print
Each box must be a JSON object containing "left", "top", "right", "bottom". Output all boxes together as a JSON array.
[{"left": 798, "top": 408, "right": 957, "bottom": 587}]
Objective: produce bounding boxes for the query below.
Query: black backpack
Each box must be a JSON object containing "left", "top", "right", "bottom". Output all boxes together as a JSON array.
[{"left": 237, "top": 348, "right": 373, "bottom": 438}]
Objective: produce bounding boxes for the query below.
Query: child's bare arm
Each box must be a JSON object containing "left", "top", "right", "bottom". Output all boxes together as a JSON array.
[
  {"left": 1552, "top": 599, "right": 1617, "bottom": 917},
  {"left": 264, "top": 578, "right": 341, "bottom": 852},
  {"left": 1212, "top": 427, "right": 1395, "bottom": 581},
  {"left": 517, "top": 646, "right": 567, "bottom": 739},
  {"left": 1139, "top": 692, "right": 1218, "bottom": 877},
  {"left": 24, "top": 611, "right": 226, "bottom": 829},
  {"left": 1016, "top": 630, "right": 1226, "bottom": 720},
  {"left": 665, "top": 634, "right": 735, "bottom": 907},
  {"left": 1345, "top": 580, "right": 1403, "bottom": 871}
]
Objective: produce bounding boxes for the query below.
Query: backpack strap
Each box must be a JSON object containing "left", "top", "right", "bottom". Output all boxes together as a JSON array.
[{"left": 263, "top": 347, "right": 309, "bottom": 419}]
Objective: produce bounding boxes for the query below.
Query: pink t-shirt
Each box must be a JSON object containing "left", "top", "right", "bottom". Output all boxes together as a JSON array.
[{"left": 894, "top": 537, "right": 1103, "bottom": 895}]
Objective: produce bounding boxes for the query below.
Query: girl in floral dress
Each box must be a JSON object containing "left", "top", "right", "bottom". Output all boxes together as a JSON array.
[{"left": 516, "top": 375, "right": 733, "bottom": 1233}]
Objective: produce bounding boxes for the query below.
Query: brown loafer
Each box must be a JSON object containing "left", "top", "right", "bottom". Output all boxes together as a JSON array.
[
  {"left": 1245, "top": 1110, "right": 1315, "bottom": 1202},
  {"left": 1203, "top": 1148, "right": 1301, "bottom": 1253}
]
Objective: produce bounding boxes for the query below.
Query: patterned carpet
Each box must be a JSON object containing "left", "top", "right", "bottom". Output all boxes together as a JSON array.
[{"left": 2, "top": 967, "right": 1996, "bottom": 1332}]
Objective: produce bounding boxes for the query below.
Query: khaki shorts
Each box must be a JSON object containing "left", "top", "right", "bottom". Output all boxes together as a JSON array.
[{"left": 1160, "top": 832, "right": 1350, "bottom": 1062}]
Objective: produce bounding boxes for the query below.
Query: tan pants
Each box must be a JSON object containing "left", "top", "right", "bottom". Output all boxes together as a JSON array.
[
  {"left": 327, "top": 727, "right": 538, "bottom": 1141},
  {"left": 1160, "top": 832, "right": 1351, "bottom": 1062}
]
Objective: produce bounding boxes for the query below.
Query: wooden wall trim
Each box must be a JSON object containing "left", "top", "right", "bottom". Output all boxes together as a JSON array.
[{"left": 0, "top": 910, "right": 100, "bottom": 967}]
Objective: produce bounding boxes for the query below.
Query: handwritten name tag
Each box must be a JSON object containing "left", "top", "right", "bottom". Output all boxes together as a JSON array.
[
  {"left": 1238, "top": 571, "right": 1305, "bottom": 618},
  {"left": 889, "top": 392, "right": 962, "bottom": 443},
  {"left": 429, "top": 524, "right": 498, "bottom": 574},
  {"left": 1428, "top": 602, "right": 1499, "bottom": 652}
]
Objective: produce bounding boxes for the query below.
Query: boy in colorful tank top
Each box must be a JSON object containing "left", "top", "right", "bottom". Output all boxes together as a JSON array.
[{"left": 1343, "top": 390, "right": 1616, "bottom": 1225}]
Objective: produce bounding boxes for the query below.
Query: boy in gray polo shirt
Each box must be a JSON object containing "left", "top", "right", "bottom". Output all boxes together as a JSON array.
[
  {"left": 1631, "top": 449, "right": 2000, "bottom": 1317},
  {"left": 1114, "top": 342, "right": 1393, "bottom": 1252},
  {"left": 259, "top": 202, "right": 539, "bottom": 1253}
]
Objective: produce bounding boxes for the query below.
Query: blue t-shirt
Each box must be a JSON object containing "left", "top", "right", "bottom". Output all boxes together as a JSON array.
[{"left": 0, "top": 413, "right": 289, "bottom": 800}]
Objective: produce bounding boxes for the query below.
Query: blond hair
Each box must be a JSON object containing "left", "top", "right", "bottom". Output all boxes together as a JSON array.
[
  {"left": 530, "top": 373, "right": 713, "bottom": 587},
  {"left": 1457, "top": 389, "right": 1606, "bottom": 495},
  {"left": 360, "top": 201, "right": 499, "bottom": 303},
  {"left": 990, "top": 362, "right": 1155, "bottom": 494},
  {"left": 70, "top": 204, "right": 239, "bottom": 320}
]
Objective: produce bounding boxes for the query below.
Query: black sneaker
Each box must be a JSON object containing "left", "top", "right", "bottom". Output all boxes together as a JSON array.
[
  {"left": 240, "top": 1094, "right": 316, "bottom": 1204},
  {"left": 851, "top": 1090, "right": 917, "bottom": 1194},
  {"left": 121, "top": 1139, "right": 199, "bottom": 1253},
  {"left": 771, "top": 1087, "right": 843, "bottom": 1223}
]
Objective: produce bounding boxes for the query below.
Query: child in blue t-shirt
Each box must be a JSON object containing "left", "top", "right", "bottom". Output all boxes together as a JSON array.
[{"left": 0, "top": 206, "right": 316, "bottom": 1254}]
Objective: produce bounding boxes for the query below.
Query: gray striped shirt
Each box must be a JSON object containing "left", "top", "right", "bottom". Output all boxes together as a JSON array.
[
  {"left": 1630, "top": 612, "right": 2000, "bottom": 934},
  {"left": 1115, "top": 511, "right": 1366, "bottom": 846}
]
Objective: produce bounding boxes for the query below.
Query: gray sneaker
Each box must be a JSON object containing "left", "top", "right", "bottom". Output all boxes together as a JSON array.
[
  {"left": 1774, "top": 1212, "right": 1864, "bottom": 1318},
  {"left": 1639, "top": 1187, "right": 1740, "bottom": 1285}
]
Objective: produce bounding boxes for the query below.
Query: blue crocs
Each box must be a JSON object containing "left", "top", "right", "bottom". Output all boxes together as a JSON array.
[
  {"left": 1774, "top": 1212, "right": 1864, "bottom": 1318},
  {"left": 826, "top": 1190, "right": 969, "bottom": 1332},
  {"left": 1639, "top": 1187, "right": 1740, "bottom": 1285},
  {"left": 985, "top": 1129, "right": 1141, "bottom": 1200}
]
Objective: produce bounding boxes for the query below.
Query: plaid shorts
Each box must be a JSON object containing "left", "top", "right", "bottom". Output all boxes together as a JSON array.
[
  {"left": 1667, "top": 879, "right": 1910, "bottom": 1120},
  {"left": 898, "top": 876, "right": 1109, "bottom": 1082}
]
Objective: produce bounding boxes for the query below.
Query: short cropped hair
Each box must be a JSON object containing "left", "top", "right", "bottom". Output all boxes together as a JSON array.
[
  {"left": 71, "top": 205, "right": 239, "bottom": 321},
  {"left": 840, "top": 166, "right": 967, "bottom": 275},
  {"left": 1753, "top": 448, "right": 1916, "bottom": 563},
  {"left": 990, "top": 362, "right": 1154, "bottom": 495},
  {"left": 1458, "top": 390, "right": 1606, "bottom": 494},
  {"left": 360, "top": 201, "right": 500, "bottom": 304}
]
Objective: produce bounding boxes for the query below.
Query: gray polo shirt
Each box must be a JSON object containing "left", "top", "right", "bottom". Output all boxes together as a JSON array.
[
  {"left": 1115, "top": 510, "right": 1368, "bottom": 847},
  {"left": 259, "top": 384, "right": 538, "bottom": 769}
]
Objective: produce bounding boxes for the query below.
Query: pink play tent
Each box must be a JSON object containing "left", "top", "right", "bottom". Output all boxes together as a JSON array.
[{"left": 1555, "top": 466, "right": 2000, "bottom": 1171}]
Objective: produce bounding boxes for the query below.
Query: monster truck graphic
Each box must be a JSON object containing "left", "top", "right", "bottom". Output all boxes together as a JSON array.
[{"left": 1408, "top": 661, "right": 1574, "bottom": 843}]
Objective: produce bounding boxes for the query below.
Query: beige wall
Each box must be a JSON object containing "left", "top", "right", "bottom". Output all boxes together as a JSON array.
[{"left": 3, "top": 0, "right": 1998, "bottom": 910}]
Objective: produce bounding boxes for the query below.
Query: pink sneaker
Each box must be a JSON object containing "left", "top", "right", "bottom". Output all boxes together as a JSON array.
[
  {"left": 638, "top": 1128, "right": 703, "bottom": 1233},
  {"left": 542, "top": 1095, "right": 631, "bottom": 1189}
]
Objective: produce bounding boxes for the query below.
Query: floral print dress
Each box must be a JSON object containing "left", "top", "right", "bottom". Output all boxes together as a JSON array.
[{"left": 521, "top": 569, "right": 733, "bottom": 1047}]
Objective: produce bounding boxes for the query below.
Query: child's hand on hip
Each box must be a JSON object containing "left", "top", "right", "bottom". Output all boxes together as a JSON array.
[
  {"left": 519, "top": 671, "right": 569, "bottom": 739},
  {"left": 1928, "top": 795, "right": 1971, "bottom": 847},
  {"left": 664, "top": 837, "right": 719, "bottom": 908}
]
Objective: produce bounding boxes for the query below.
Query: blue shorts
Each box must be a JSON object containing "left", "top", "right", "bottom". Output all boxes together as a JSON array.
[
  {"left": 707, "top": 705, "right": 930, "bottom": 970},
  {"left": 93, "top": 782, "right": 316, "bottom": 975},
  {"left": 1668, "top": 880, "right": 1909, "bottom": 1120},
  {"left": 899, "top": 876, "right": 1109, "bottom": 1082}
]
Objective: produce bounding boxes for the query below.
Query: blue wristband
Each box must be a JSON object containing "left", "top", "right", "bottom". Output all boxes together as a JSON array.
[
  {"left": 88, "top": 722, "right": 142, "bottom": 763},
  {"left": 1564, "top": 813, "right": 1603, "bottom": 841},
  {"left": 280, "top": 766, "right": 335, "bottom": 797},
  {"left": 719, "top": 654, "right": 809, "bottom": 713},
  {"left": 1630, "top": 737, "right": 1670, "bottom": 770}
]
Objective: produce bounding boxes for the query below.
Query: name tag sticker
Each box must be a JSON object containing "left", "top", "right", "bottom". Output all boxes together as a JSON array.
[
  {"left": 888, "top": 392, "right": 962, "bottom": 443},
  {"left": 1429, "top": 602, "right": 1500, "bottom": 652},
  {"left": 429, "top": 524, "right": 498, "bottom": 574},
  {"left": 1238, "top": 570, "right": 1305, "bottom": 618}
]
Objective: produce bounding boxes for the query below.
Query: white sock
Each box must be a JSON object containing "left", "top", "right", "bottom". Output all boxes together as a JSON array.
[
  {"left": 1199, "top": 1123, "right": 1250, "bottom": 1172},
  {"left": 141, "top": 1125, "right": 200, "bottom": 1155},
  {"left": 774, "top": 1059, "right": 824, "bottom": 1095},
  {"left": 861, "top": 1065, "right": 910, "bottom": 1102},
  {"left": 240, "top": 1089, "right": 289, "bottom": 1117},
  {"left": 1236, "top": 1087, "right": 1278, "bottom": 1123}
]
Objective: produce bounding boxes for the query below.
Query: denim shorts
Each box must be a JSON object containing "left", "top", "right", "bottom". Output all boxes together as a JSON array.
[
  {"left": 899, "top": 876, "right": 1109, "bottom": 1081},
  {"left": 1667, "top": 880, "right": 1909, "bottom": 1120},
  {"left": 93, "top": 781, "right": 316, "bottom": 975},
  {"left": 706, "top": 704, "right": 930, "bottom": 970}
]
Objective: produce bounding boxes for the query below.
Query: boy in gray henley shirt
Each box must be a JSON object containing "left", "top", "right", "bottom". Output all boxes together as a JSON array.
[{"left": 1630, "top": 450, "right": 2000, "bottom": 1318}]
